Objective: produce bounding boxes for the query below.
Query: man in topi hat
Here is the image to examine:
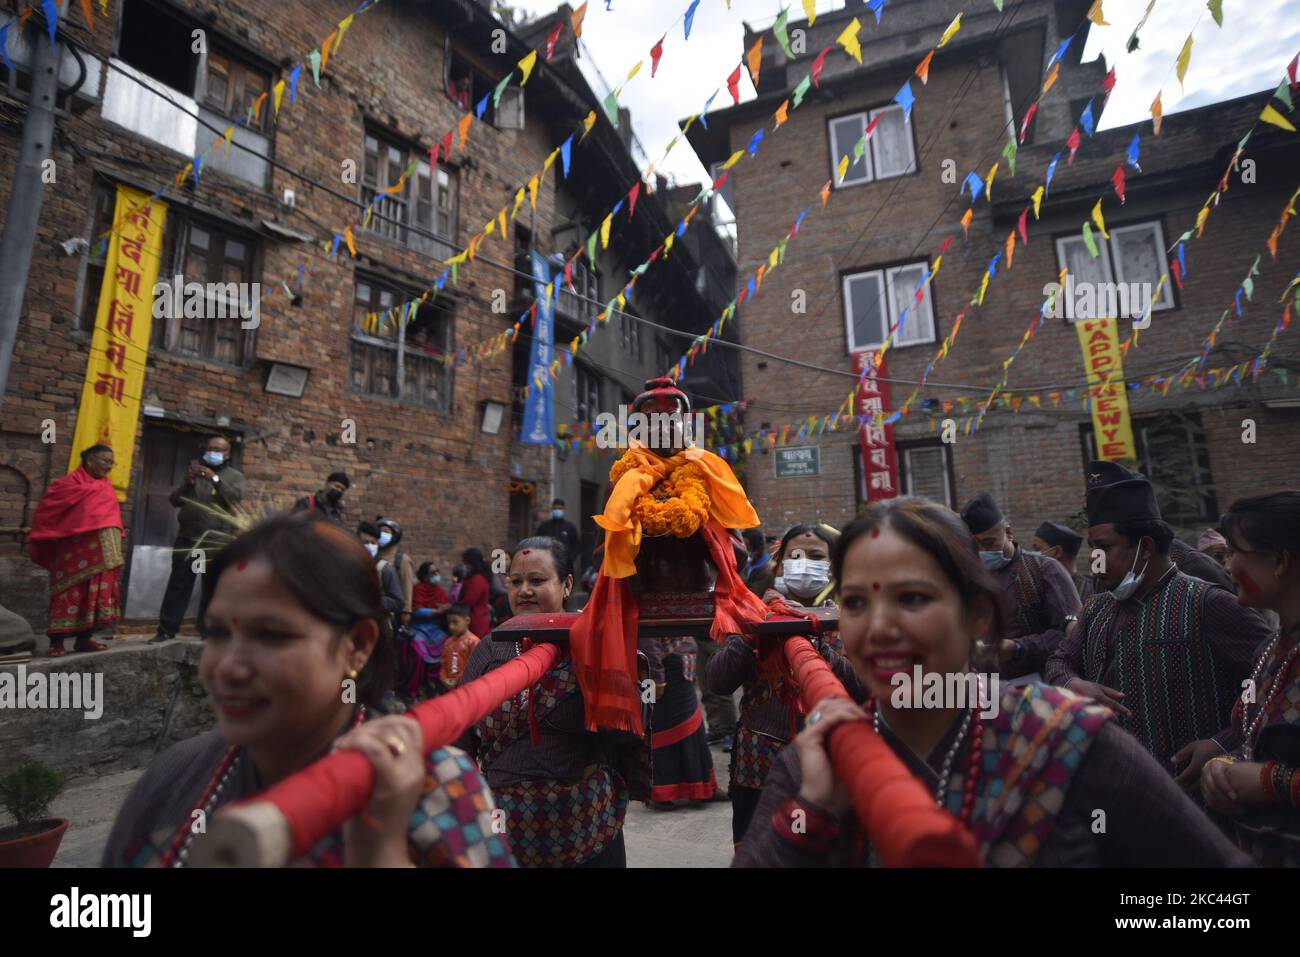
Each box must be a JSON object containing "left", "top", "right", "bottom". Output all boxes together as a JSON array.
[
  {"left": 960, "top": 491, "right": 1082, "bottom": 680},
  {"left": 1045, "top": 461, "right": 1271, "bottom": 774},
  {"left": 1033, "top": 521, "right": 1095, "bottom": 605}
]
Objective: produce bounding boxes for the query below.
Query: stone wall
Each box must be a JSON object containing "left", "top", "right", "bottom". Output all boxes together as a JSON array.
[{"left": 0, "top": 641, "right": 213, "bottom": 781}]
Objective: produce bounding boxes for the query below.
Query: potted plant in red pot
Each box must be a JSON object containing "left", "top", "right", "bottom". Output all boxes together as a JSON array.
[{"left": 0, "top": 761, "right": 68, "bottom": 867}]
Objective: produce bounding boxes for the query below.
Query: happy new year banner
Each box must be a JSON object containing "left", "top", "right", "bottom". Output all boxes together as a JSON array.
[{"left": 1075, "top": 317, "right": 1136, "bottom": 461}]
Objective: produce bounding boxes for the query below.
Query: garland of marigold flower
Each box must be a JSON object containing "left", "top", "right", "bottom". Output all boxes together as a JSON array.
[{"left": 609, "top": 451, "right": 710, "bottom": 539}]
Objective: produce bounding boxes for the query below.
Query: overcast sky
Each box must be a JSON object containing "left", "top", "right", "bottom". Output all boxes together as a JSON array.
[{"left": 507, "top": 0, "right": 1300, "bottom": 188}]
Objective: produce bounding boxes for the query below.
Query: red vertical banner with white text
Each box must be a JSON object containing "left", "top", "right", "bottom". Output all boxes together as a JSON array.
[{"left": 852, "top": 351, "right": 899, "bottom": 501}]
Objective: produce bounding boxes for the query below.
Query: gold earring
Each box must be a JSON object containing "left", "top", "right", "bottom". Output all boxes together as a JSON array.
[{"left": 348, "top": 668, "right": 358, "bottom": 679}]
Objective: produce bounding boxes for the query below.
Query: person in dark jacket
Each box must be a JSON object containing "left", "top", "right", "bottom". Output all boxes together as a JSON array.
[
  {"left": 153, "top": 435, "right": 245, "bottom": 643},
  {"left": 535, "top": 498, "right": 581, "bottom": 569},
  {"left": 294, "top": 472, "right": 350, "bottom": 526},
  {"left": 961, "top": 492, "right": 1081, "bottom": 680}
]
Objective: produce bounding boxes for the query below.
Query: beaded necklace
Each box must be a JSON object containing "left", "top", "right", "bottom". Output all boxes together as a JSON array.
[
  {"left": 868, "top": 697, "right": 984, "bottom": 827},
  {"left": 1237, "top": 629, "right": 1300, "bottom": 761},
  {"left": 157, "top": 705, "right": 367, "bottom": 868}
]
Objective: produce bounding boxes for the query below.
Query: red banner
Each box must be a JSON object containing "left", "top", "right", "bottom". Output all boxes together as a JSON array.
[{"left": 853, "top": 351, "right": 899, "bottom": 501}]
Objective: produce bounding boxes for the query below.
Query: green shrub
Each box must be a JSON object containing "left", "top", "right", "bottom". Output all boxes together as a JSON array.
[{"left": 0, "top": 761, "right": 64, "bottom": 826}]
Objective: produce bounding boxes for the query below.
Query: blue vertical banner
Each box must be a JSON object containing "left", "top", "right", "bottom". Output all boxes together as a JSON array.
[{"left": 520, "top": 251, "right": 554, "bottom": 445}]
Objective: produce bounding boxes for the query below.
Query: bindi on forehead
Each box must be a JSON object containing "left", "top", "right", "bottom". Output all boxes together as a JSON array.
[
  {"left": 870, "top": 528, "right": 880, "bottom": 539},
  {"left": 236, "top": 560, "right": 248, "bottom": 571},
  {"left": 520, "top": 548, "right": 532, "bottom": 555},
  {"left": 872, "top": 582, "right": 880, "bottom": 591}
]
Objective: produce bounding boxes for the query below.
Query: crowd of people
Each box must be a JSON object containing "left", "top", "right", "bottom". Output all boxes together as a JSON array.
[{"left": 23, "top": 438, "right": 1300, "bottom": 868}]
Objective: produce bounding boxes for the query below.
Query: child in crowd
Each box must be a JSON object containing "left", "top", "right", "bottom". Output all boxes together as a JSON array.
[{"left": 439, "top": 604, "right": 480, "bottom": 690}]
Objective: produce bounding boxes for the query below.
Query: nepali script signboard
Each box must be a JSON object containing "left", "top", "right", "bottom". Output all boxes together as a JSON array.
[
  {"left": 774, "top": 446, "right": 820, "bottom": 478},
  {"left": 69, "top": 185, "right": 168, "bottom": 502},
  {"left": 1074, "top": 318, "right": 1136, "bottom": 461},
  {"left": 852, "top": 351, "right": 899, "bottom": 501}
]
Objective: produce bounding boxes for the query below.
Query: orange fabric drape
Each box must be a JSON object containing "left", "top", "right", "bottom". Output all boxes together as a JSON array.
[{"left": 572, "top": 446, "right": 770, "bottom": 734}]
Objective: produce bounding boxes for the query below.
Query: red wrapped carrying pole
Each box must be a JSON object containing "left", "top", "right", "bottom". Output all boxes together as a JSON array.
[
  {"left": 189, "top": 643, "right": 562, "bottom": 867},
  {"left": 783, "top": 638, "right": 981, "bottom": 867}
]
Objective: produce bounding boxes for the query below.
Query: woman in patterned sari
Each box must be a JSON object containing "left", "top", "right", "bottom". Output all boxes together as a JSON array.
[
  {"left": 735, "top": 498, "right": 1246, "bottom": 867},
  {"left": 1178, "top": 492, "right": 1300, "bottom": 866},
  {"left": 28, "top": 444, "right": 124, "bottom": 657},
  {"left": 103, "top": 513, "right": 513, "bottom": 868},
  {"left": 457, "top": 536, "right": 649, "bottom": 868}
]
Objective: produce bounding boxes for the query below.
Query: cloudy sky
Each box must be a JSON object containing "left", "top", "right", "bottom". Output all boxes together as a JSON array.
[{"left": 507, "top": 0, "right": 1300, "bottom": 188}]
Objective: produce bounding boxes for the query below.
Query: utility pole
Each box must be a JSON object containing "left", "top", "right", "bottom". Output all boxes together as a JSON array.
[{"left": 0, "top": 3, "right": 64, "bottom": 413}]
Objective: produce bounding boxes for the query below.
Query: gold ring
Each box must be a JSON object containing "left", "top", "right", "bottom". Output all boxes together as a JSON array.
[
  {"left": 1205, "top": 755, "right": 1236, "bottom": 771},
  {"left": 385, "top": 736, "right": 407, "bottom": 756}
]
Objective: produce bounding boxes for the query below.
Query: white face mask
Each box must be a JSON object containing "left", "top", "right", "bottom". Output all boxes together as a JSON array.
[
  {"left": 364, "top": 542, "right": 379, "bottom": 558},
  {"left": 782, "top": 558, "right": 830, "bottom": 597},
  {"left": 1110, "top": 541, "right": 1148, "bottom": 601}
]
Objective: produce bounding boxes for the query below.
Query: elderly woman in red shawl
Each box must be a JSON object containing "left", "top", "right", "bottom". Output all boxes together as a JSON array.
[{"left": 28, "top": 444, "right": 124, "bottom": 657}]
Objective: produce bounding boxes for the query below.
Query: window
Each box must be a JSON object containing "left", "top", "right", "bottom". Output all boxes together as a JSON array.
[
  {"left": 898, "top": 442, "right": 953, "bottom": 507},
  {"left": 0, "top": 18, "right": 101, "bottom": 109},
  {"left": 843, "top": 261, "right": 935, "bottom": 352},
  {"left": 83, "top": 207, "right": 258, "bottom": 366},
  {"left": 362, "top": 131, "right": 458, "bottom": 259},
  {"left": 1080, "top": 413, "right": 1217, "bottom": 527},
  {"left": 77, "top": 184, "right": 117, "bottom": 331},
  {"left": 573, "top": 364, "right": 602, "bottom": 423},
  {"left": 106, "top": 1, "right": 273, "bottom": 184},
  {"left": 445, "top": 51, "right": 524, "bottom": 130},
  {"left": 620, "top": 311, "right": 641, "bottom": 360},
  {"left": 829, "top": 104, "right": 916, "bottom": 188},
  {"left": 118, "top": 0, "right": 196, "bottom": 94},
  {"left": 557, "top": 256, "right": 598, "bottom": 325},
  {"left": 1054, "top": 219, "right": 1176, "bottom": 320},
  {"left": 350, "top": 275, "right": 453, "bottom": 411},
  {"left": 202, "top": 49, "right": 270, "bottom": 130}
]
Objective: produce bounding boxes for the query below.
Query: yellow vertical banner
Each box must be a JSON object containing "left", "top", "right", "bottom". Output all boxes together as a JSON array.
[
  {"left": 1075, "top": 317, "right": 1136, "bottom": 461},
  {"left": 69, "top": 185, "right": 169, "bottom": 501}
]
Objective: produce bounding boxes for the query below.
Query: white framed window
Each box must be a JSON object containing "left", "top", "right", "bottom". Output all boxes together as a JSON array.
[
  {"left": 869, "top": 104, "right": 916, "bottom": 178},
  {"left": 843, "top": 261, "right": 935, "bottom": 352},
  {"left": 1111, "top": 222, "right": 1176, "bottom": 311},
  {"left": 829, "top": 104, "right": 916, "bottom": 188},
  {"left": 899, "top": 443, "right": 952, "bottom": 507},
  {"left": 1053, "top": 219, "right": 1175, "bottom": 320}
]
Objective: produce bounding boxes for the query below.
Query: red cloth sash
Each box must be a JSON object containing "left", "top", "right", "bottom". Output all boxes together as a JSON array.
[{"left": 28, "top": 467, "right": 124, "bottom": 570}]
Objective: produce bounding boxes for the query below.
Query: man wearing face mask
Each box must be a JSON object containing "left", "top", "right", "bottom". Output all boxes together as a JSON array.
[
  {"left": 357, "top": 522, "right": 405, "bottom": 616},
  {"left": 294, "top": 472, "right": 350, "bottom": 526},
  {"left": 1045, "top": 461, "right": 1270, "bottom": 769},
  {"left": 152, "top": 435, "right": 245, "bottom": 644},
  {"left": 960, "top": 492, "right": 1081, "bottom": 681},
  {"left": 374, "top": 516, "right": 416, "bottom": 627},
  {"left": 535, "top": 498, "right": 581, "bottom": 572}
]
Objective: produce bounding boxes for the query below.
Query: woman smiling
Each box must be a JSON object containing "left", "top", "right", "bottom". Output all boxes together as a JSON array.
[
  {"left": 102, "top": 513, "right": 513, "bottom": 868},
  {"left": 457, "top": 536, "right": 649, "bottom": 867},
  {"left": 734, "top": 498, "right": 1246, "bottom": 867}
]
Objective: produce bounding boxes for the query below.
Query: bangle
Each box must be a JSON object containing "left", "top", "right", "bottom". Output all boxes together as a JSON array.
[
  {"left": 1289, "top": 767, "right": 1300, "bottom": 809},
  {"left": 1261, "top": 761, "right": 1279, "bottom": 802}
]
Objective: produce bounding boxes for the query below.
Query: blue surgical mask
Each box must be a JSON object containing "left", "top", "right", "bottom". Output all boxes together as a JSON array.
[
  {"left": 202, "top": 451, "right": 225, "bottom": 467},
  {"left": 980, "top": 550, "right": 1012, "bottom": 571},
  {"left": 1109, "top": 542, "right": 1148, "bottom": 601},
  {"left": 378, "top": 531, "right": 393, "bottom": 548},
  {"left": 431, "top": 575, "right": 442, "bottom": 585},
  {"left": 552, "top": 509, "right": 565, "bottom": 520}
]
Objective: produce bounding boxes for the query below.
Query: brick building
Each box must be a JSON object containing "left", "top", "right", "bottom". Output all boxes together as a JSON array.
[
  {"left": 686, "top": 0, "right": 1300, "bottom": 551},
  {"left": 0, "top": 0, "right": 735, "bottom": 634}
]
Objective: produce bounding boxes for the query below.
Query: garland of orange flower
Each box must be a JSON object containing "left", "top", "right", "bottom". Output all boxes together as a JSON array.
[{"left": 608, "top": 451, "right": 709, "bottom": 538}]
